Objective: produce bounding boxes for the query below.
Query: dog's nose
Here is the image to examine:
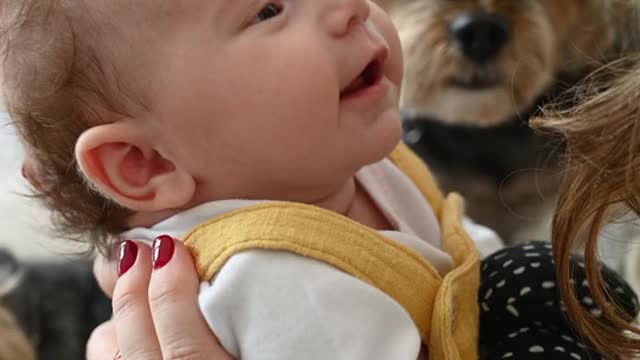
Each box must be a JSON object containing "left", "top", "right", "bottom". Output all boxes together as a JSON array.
[{"left": 449, "top": 13, "right": 511, "bottom": 64}]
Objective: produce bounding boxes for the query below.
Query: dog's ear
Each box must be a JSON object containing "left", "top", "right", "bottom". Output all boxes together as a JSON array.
[{"left": 0, "top": 249, "right": 23, "bottom": 298}]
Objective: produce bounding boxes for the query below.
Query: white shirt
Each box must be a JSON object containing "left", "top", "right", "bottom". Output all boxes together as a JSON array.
[{"left": 122, "top": 159, "right": 503, "bottom": 360}]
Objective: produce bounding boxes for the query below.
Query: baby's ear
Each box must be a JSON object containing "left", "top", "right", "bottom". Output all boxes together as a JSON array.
[{"left": 75, "top": 123, "right": 196, "bottom": 212}]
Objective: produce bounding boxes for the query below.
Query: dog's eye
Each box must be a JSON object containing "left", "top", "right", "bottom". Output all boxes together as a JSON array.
[{"left": 253, "top": 2, "right": 283, "bottom": 24}]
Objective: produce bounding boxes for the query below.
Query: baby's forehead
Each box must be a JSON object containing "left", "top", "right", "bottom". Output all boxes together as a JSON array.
[
  {"left": 90, "top": 0, "right": 221, "bottom": 24},
  {"left": 76, "top": 0, "right": 200, "bottom": 55}
]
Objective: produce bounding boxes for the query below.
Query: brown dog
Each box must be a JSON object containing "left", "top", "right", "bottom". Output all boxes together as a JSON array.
[
  {"left": 383, "top": 0, "right": 637, "bottom": 125},
  {"left": 376, "top": 0, "right": 639, "bottom": 242}
]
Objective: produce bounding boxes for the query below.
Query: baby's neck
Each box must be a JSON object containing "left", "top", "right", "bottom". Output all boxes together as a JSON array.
[
  {"left": 346, "top": 180, "right": 394, "bottom": 231},
  {"left": 308, "top": 177, "right": 392, "bottom": 231},
  {"left": 127, "top": 177, "right": 392, "bottom": 231},
  {"left": 311, "top": 177, "right": 358, "bottom": 217}
]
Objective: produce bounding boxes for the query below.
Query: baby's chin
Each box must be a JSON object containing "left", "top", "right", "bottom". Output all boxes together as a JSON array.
[{"left": 362, "top": 107, "right": 403, "bottom": 165}]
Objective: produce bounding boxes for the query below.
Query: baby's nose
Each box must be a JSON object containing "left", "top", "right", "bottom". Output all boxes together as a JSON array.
[{"left": 323, "top": 0, "right": 371, "bottom": 37}]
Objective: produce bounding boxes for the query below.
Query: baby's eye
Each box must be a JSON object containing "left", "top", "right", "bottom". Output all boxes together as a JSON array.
[{"left": 253, "top": 3, "right": 283, "bottom": 24}]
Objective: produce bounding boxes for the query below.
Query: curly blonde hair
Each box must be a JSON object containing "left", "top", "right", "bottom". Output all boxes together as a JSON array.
[{"left": 533, "top": 56, "right": 640, "bottom": 358}]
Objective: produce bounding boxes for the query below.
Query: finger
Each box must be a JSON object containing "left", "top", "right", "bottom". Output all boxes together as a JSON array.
[
  {"left": 86, "top": 320, "right": 119, "bottom": 360},
  {"left": 148, "top": 235, "right": 233, "bottom": 360},
  {"left": 112, "top": 240, "right": 162, "bottom": 360},
  {"left": 94, "top": 252, "right": 118, "bottom": 298}
]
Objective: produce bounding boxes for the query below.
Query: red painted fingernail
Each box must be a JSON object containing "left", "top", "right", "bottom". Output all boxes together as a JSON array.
[
  {"left": 118, "top": 240, "right": 138, "bottom": 277},
  {"left": 113, "top": 351, "right": 122, "bottom": 359},
  {"left": 152, "top": 235, "right": 175, "bottom": 270}
]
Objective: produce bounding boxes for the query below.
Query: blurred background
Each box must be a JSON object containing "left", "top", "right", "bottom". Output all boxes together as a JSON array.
[{"left": 0, "top": 110, "right": 80, "bottom": 258}]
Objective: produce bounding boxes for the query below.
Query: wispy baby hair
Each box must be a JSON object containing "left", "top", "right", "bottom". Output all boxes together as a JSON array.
[{"left": 0, "top": 0, "right": 139, "bottom": 256}]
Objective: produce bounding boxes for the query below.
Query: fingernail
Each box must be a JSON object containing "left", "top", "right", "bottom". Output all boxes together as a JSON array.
[
  {"left": 113, "top": 351, "right": 122, "bottom": 359},
  {"left": 21, "top": 165, "right": 28, "bottom": 179},
  {"left": 152, "top": 235, "right": 175, "bottom": 270},
  {"left": 118, "top": 240, "right": 138, "bottom": 277}
]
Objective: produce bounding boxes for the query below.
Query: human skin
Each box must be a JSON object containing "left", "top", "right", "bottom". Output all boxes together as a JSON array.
[{"left": 87, "top": 239, "right": 234, "bottom": 360}]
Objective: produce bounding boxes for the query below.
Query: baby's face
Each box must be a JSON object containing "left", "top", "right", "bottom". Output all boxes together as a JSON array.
[{"left": 128, "top": 0, "right": 404, "bottom": 200}]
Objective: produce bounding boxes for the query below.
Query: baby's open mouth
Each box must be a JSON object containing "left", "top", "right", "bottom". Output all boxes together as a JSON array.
[{"left": 340, "top": 58, "right": 384, "bottom": 99}]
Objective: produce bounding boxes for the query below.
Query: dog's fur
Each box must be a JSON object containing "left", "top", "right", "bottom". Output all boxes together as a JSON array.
[
  {"left": 0, "top": 249, "right": 111, "bottom": 360},
  {"left": 376, "top": 0, "right": 640, "bottom": 242},
  {"left": 0, "top": 304, "right": 34, "bottom": 360},
  {"left": 382, "top": 0, "right": 638, "bottom": 125}
]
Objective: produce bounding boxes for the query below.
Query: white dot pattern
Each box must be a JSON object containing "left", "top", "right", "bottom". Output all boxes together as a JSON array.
[
  {"left": 529, "top": 345, "right": 544, "bottom": 353},
  {"left": 478, "top": 241, "right": 639, "bottom": 359},
  {"left": 541, "top": 281, "right": 555, "bottom": 289}
]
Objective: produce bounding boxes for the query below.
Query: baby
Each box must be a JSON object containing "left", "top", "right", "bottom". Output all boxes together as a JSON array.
[
  {"left": 7, "top": 1, "right": 633, "bottom": 360},
  {"left": 1, "top": 0, "right": 505, "bottom": 358}
]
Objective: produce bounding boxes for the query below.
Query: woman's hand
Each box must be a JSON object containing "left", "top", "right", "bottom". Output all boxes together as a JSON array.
[{"left": 87, "top": 236, "right": 233, "bottom": 360}]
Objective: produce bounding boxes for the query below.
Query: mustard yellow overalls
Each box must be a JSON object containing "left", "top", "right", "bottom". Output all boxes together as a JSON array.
[{"left": 183, "top": 143, "right": 480, "bottom": 359}]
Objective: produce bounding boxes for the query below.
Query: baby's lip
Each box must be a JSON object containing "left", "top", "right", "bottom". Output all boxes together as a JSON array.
[{"left": 340, "top": 46, "right": 389, "bottom": 99}]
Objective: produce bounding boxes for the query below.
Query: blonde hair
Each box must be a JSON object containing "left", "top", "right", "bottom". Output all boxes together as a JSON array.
[
  {"left": 532, "top": 56, "right": 640, "bottom": 358},
  {"left": 0, "top": 306, "right": 35, "bottom": 360}
]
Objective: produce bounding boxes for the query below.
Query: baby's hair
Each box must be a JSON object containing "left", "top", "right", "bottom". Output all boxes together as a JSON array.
[
  {"left": 533, "top": 56, "right": 640, "bottom": 358},
  {"left": 0, "top": 0, "right": 135, "bottom": 256}
]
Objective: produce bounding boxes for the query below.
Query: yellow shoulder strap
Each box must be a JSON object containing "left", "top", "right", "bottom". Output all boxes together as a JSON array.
[
  {"left": 182, "top": 142, "right": 449, "bottom": 342},
  {"left": 183, "top": 202, "right": 440, "bottom": 341},
  {"left": 390, "top": 144, "right": 481, "bottom": 359},
  {"left": 390, "top": 143, "right": 475, "bottom": 266},
  {"left": 388, "top": 142, "right": 444, "bottom": 218}
]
